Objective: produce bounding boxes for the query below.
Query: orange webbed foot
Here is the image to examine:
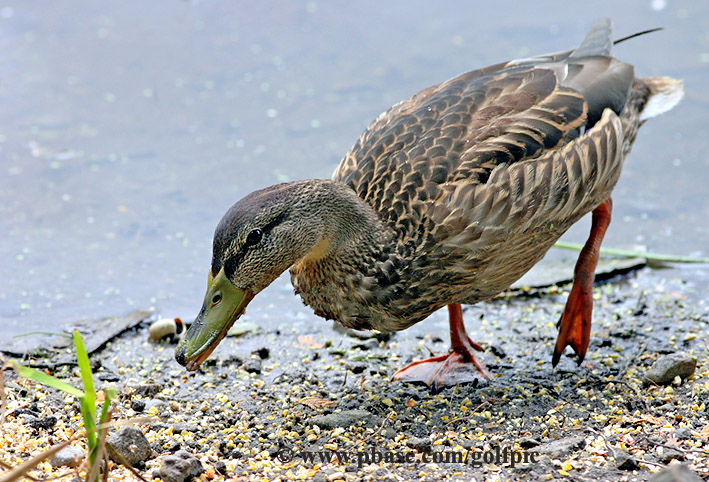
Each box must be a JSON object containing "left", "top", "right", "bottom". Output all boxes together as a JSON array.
[
  {"left": 392, "top": 303, "right": 491, "bottom": 391},
  {"left": 552, "top": 284, "right": 592, "bottom": 366}
]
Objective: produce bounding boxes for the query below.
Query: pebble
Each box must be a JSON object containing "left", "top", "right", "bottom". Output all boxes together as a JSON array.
[
  {"left": 658, "top": 446, "right": 685, "bottom": 464},
  {"left": 172, "top": 422, "right": 200, "bottom": 433},
  {"left": 519, "top": 437, "right": 541, "bottom": 448},
  {"left": 215, "top": 460, "right": 228, "bottom": 476},
  {"left": 154, "top": 450, "right": 204, "bottom": 482},
  {"left": 50, "top": 445, "right": 84, "bottom": 467},
  {"left": 614, "top": 450, "right": 638, "bottom": 471},
  {"left": 97, "top": 371, "right": 120, "bottom": 382},
  {"left": 144, "top": 399, "right": 166, "bottom": 411},
  {"left": 131, "top": 383, "right": 163, "bottom": 397},
  {"left": 673, "top": 427, "right": 692, "bottom": 440},
  {"left": 106, "top": 427, "right": 154, "bottom": 467},
  {"left": 26, "top": 415, "right": 57, "bottom": 430},
  {"left": 643, "top": 352, "right": 697, "bottom": 386},
  {"left": 405, "top": 437, "right": 431, "bottom": 452},
  {"left": 310, "top": 409, "right": 374, "bottom": 429},
  {"left": 244, "top": 358, "right": 262, "bottom": 374},
  {"left": 535, "top": 436, "right": 585, "bottom": 458},
  {"left": 649, "top": 464, "right": 702, "bottom": 482},
  {"left": 252, "top": 347, "right": 270, "bottom": 359},
  {"left": 353, "top": 339, "right": 379, "bottom": 351},
  {"left": 149, "top": 318, "right": 184, "bottom": 342}
]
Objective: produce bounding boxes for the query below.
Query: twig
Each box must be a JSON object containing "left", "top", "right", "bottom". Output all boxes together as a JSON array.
[
  {"left": 553, "top": 241, "right": 709, "bottom": 264},
  {"left": 0, "top": 461, "right": 40, "bottom": 481},
  {"left": 445, "top": 400, "right": 491, "bottom": 425},
  {"left": 362, "top": 412, "right": 394, "bottom": 445},
  {"left": 0, "top": 440, "right": 72, "bottom": 482}
]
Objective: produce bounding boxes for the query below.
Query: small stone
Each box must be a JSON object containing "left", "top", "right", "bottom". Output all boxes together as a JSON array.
[
  {"left": 27, "top": 415, "right": 57, "bottom": 430},
  {"left": 614, "top": 450, "right": 638, "bottom": 471},
  {"left": 244, "top": 358, "right": 262, "bottom": 374},
  {"left": 353, "top": 339, "right": 379, "bottom": 351},
  {"left": 310, "top": 409, "right": 374, "bottom": 429},
  {"left": 519, "top": 437, "right": 540, "bottom": 449},
  {"left": 215, "top": 460, "right": 228, "bottom": 476},
  {"left": 643, "top": 352, "right": 697, "bottom": 386},
  {"left": 649, "top": 464, "right": 702, "bottom": 482},
  {"left": 658, "top": 447, "right": 685, "bottom": 464},
  {"left": 156, "top": 450, "right": 204, "bottom": 482},
  {"left": 131, "top": 399, "right": 146, "bottom": 412},
  {"left": 130, "top": 383, "right": 162, "bottom": 397},
  {"left": 350, "top": 363, "right": 366, "bottom": 374},
  {"left": 166, "top": 442, "right": 182, "bottom": 453},
  {"left": 172, "top": 422, "right": 200, "bottom": 433},
  {"left": 106, "top": 427, "right": 154, "bottom": 467},
  {"left": 252, "top": 347, "right": 270, "bottom": 359},
  {"left": 673, "top": 427, "right": 692, "bottom": 440},
  {"left": 97, "top": 371, "right": 120, "bottom": 382},
  {"left": 326, "top": 472, "right": 345, "bottom": 481},
  {"left": 382, "top": 427, "right": 397, "bottom": 439},
  {"left": 50, "top": 445, "right": 84, "bottom": 467},
  {"left": 535, "top": 436, "right": 585, "bottom": 458},
  {"left": 406, "top": 437, "right": 431, "bottom": 452},
  {"left": 144, "top": 399, "right": 166, "bottom": 411}
]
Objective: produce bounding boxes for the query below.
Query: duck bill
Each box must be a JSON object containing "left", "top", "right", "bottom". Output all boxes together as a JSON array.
[{"left": 175, "top": 268, "right": 254, "bottom": 371}]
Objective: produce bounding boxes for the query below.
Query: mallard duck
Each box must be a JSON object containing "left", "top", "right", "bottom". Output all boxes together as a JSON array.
[{"left": 175, "top": 19, "right": 683, "bottom": 389}]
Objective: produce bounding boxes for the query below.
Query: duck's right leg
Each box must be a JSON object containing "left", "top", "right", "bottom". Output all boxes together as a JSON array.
[{"left": 552, "top": 197, "right": 613, "bottom": 366}]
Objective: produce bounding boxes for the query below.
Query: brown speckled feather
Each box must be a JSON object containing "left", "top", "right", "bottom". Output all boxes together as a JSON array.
[{"left": 319, "top": 20, "right": 647, "bottom": 330}]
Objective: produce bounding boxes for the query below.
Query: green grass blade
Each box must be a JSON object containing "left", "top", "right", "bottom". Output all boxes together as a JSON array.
[
  {"left": 553, "top": 241, "right": 709, "bottom": 264},
  {"left": 81, "top": 397, "right": 98, "bottom": 463},
  {"left": 73, "top": 330, "right": 96, "bottom": 421},
  {"left": 9, "top": 361, "right": 84, "bottom": 399}
]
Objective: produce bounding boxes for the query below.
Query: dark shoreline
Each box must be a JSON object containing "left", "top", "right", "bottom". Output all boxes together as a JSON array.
[{"left": 2, "top": 267, "right": 707, "bottom": 481}]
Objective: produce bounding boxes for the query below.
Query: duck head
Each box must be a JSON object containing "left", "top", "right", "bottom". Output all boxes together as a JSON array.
[{"left": 175, "top": 182, "right": 329, "bottom": 370}]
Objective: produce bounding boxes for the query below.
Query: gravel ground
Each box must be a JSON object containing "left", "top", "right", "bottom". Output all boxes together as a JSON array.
[{"left": 1, "top": 267, "right": 708, "bottom": 482}]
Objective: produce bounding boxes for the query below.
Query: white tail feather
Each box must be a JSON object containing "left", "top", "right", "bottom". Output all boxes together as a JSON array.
[{"left": 640, "top": 77, "right": 684, "bottom": 121}]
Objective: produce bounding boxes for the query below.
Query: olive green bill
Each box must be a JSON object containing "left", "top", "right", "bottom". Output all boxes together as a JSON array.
[{"left": 175, "top": 268, "right": 254, "bottom": 371}]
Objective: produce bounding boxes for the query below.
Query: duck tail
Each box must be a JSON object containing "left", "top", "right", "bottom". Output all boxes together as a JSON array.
[
  {"left": 570, "top": 18, "right": 613, "bottom": 58},
  {"left": 639, "top": 77, "right": 684, "bottom": 121}
]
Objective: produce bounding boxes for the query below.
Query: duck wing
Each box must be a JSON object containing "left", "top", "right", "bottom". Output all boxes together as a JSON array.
[{"left": 333, "top": 19, "right": 632, "bottom": 256}]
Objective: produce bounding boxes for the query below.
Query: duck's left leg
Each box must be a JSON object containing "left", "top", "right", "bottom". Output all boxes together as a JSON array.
[
  {"left": 392, "top": 303, "right": 491, "bottom": 390},
  {"left": 552, "top": 197, "right": 613, "bottom": 366}
]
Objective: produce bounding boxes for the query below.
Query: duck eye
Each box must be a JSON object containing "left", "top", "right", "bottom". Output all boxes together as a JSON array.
[
  {"left": 245, "top": 229, "right": 263, "bottom": 246},
  {"left": 212, "top": 293, "right": 222, "bottom": 305}
]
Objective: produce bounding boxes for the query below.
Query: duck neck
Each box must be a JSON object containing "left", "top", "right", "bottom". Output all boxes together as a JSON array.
[
  {"left": 288, "top": 179, "right": 398, "bottom": 328},
  {"left": 293, "top": 179, "right": 392, "bottom": 267}
]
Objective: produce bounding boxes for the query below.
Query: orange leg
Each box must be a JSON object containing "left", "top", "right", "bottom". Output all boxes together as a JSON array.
[
  {"left": 392, "top": 303, "right": 491, "bottom": 390},
  {"left": 552, "top": 198, "right": 613, "bottom": 367}
]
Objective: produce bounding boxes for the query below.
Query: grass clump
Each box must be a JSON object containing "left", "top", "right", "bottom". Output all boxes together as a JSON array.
[{"left": 2, "top": 330, "right": 119, "bottom": 482}]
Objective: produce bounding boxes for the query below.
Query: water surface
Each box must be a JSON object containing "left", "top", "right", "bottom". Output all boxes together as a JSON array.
[{"left": 1, "top": 1, "right": 707, "bottom": 340}]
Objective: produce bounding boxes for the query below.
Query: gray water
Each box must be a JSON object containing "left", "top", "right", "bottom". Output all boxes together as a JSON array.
[{"left": 1, "top": 1, "right": 708, "bottom": 340}]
